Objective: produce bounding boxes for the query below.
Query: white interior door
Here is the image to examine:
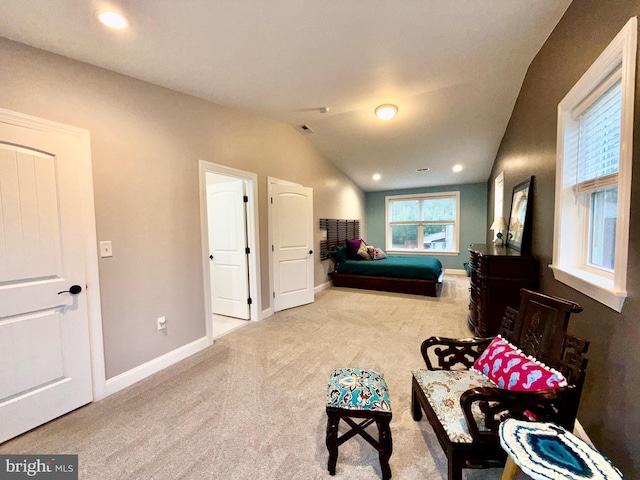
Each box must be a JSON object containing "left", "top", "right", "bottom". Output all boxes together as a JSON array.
[
  {"left": 0, "top": 123, "right": 93, "bottom": 443},
  {"left": 207, "top": 179, "right": 250, "bottom": 320},
  {"left": 271, "top": 183, "right": 314, "bottom": 312}
]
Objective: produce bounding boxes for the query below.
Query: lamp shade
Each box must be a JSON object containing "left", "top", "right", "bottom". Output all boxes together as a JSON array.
[{"left": 490, "top": 216, "right": 507, "bottom": 232}]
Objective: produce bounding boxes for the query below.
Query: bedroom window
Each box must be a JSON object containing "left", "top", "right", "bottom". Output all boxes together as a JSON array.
[
  {"left": 550, "top": 17, "right": 636, "bottom": 312},
  {"left": 385, "top": 191, "right": 460, "bottom": 254}
]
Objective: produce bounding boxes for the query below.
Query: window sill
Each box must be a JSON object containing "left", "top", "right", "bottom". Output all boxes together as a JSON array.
[
  {"left": 387, "top": 249, "right": 460, "bottom": 256},
  {"left": 549, "top": 264, "right": 626, "bottom": 312}
]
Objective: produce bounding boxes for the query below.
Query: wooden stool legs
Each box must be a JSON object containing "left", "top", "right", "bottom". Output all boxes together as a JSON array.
[
  {"left": 325, "top": 409, "right": 393, "bottom": 479},
  {"left": 326, "top": 412, "right": 340, "bottom": 475},
  {"left": 376, "top": 416, "right": 392, "bottom": 480}
]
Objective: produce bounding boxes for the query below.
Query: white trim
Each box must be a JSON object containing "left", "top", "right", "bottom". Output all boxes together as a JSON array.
[
  {"left": 262, "top": 307, "right": 274, "bottom": 320},
  {"left": 573, "top": 419, "right": 594, "bottom": 447},
  {"left": 493, "top": 172, "right": 505, "bottom": 240},
  {"left": 552, "top": 17, "right": 636, "bottom": 312},
  {"left": 104, "top": 337, "right": 209, "bottom": 396},
  {"left": 0, "top": 108, "right": 107, "bottom": 401},
  {"left": 444, "top": 268, "right": 467, "bottom": 276},
  {"left": 199, "top": 161, "right": 263, "bottom": 341},
  {"left": 0, "top": 108, "right": 87, "bottom": 136},
  {"left": 315, "top": 281, "right": 332, "bottom": 293},
  {"left": 267, "top": 176, "right": 301, "bottom": 187},
  {"left": 79, "top": 132, "right": 108, "bottom": 401},
  {"left": 387, "top": 249, "right": 460, "bottom": 256},
  {"left": 549, "top": 265, "right": 626, "bottom": 312}
]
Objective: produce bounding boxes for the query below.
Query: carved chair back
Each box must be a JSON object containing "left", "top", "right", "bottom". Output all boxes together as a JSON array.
[{"left": 499, "top": 289, "right": 583, "bottom": 366}]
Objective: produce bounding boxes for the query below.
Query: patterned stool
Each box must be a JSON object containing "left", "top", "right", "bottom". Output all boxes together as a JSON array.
[
  {"left": 499, "top": 419, "right": 624, "bottom": 480},
  {"left": 325, "top": 368, "right": 393, "bottom": 479}
]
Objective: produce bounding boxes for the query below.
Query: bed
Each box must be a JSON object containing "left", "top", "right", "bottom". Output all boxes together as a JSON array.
[{"left": 328, "top": 251, "right": 444, "bottom": 297}]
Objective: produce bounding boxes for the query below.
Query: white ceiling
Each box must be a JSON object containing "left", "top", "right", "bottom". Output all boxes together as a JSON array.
[{"left": 0, "top": 0, "right": 571, "bottom": 192}]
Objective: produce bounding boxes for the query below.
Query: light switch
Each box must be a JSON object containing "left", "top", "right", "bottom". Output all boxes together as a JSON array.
[{"left": 99, "top": 241, "right": 113, "bottom": 258}]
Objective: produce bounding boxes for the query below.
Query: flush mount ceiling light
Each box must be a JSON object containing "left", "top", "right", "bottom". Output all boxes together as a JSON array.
[
  {"left": 372, "top": 173, "right": 381, "bottom": 181},
  {"left": 375, "top": 104, "right": 398, "bottom": 121},
  {"left": 452, "top": 164, "right": 463, "bottom": 173},
  {"left": 99, "top": 11, "right": 129, "bottom": 29}
]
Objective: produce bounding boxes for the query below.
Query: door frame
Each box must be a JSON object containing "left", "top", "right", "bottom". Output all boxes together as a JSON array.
[
  {"left": 0, "top": 107, "right": 107, "bottom": 400},
  {"left": 199, "top": 160, "right": 262, "bottom": 342}
]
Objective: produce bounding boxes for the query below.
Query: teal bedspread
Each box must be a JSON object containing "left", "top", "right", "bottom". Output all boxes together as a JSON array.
[{"left": 335, "top": 255, "right": 443, "bottom": 281}]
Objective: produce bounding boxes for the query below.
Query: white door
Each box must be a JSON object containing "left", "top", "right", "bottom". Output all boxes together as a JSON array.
[
  {"left": 0, "top": 123, "right": 93, "bottom": 443},
  {"left": 271, "top": 184, "right": 314, "bottom": 312},
  {"left": 207, "top": 180, "right": 250, "bottom": 319}
]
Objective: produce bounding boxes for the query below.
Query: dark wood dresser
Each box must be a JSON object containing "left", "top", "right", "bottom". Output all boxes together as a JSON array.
[{"left": 467, "top": 244, "right": 538, "bottom": 337}]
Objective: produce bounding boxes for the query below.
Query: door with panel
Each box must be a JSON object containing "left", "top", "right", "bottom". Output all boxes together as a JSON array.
[
  {"left": 0, "top": 120, "right": 93, "bottom": 443},
  {"left": 207, "top": 179, "right": 250, "bottom": 320},
  {"left": 271, "top": 183, "right": 314, "bottom": 312}
]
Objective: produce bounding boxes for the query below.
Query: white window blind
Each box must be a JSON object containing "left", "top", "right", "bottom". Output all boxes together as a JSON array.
[{"left": 570, "top": 76, "right": 622, "bottom": 192}]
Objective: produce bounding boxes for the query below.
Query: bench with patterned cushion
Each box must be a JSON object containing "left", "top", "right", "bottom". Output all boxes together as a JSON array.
[{"left": 411, "top": 289, "right": 589, "bottom": 480}]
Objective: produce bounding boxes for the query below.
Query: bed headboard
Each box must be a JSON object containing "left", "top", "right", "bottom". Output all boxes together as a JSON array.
[{"left": 319, "top": 219, "right": 361, "bottom": 260}]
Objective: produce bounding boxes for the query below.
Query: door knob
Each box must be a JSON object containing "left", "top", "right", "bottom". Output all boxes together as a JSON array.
[
  {"left": 309, "top": 250, "right": 313, "bottom": 254},
  {"left": 209, "top": 255, "right": 214, "bottom": 260},
  {"left": 58, "top": 285, "right": 82, "bottom": 295}
]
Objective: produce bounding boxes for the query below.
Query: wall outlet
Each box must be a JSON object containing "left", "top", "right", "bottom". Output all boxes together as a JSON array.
[
  {"left": 99, "top": 241, "right": 113, "bottom": 258},
  {"left": 157, "top": 316, "right": 167, "bottom": 331}
]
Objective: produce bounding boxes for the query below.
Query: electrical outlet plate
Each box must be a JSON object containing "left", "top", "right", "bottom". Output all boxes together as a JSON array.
[
  {"left": 99, "top": 241, "right": 113, "bottom": 258},
  {"left": 157, "top": 316, "right": 166, "bottom": 331}
]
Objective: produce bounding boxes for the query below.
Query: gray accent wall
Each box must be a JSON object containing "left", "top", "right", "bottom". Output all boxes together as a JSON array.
[
  {"left": 487, "top": 0, "right": 640, "bottom": 475},
  {"left": 0, "top": 38, "right": 364, "bottom": 379},
  {"left": 365, "top": 182, "right": 487, "bottom": 271}
]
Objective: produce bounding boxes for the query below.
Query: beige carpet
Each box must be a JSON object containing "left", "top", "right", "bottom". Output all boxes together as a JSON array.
[{"left": 0, "top": 275, "right": 528, "bottom": 479}]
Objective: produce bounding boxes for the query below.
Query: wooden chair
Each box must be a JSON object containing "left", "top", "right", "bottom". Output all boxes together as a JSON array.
[{"left": 411, "top": 289, "right": 589, "bottom": 480}]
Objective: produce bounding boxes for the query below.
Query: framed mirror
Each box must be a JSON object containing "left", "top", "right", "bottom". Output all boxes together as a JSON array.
[{"left": 506, "top": 177, "right": 534, "bottom": 253}]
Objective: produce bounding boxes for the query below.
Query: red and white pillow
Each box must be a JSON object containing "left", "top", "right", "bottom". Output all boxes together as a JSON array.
[{"left": 471, "top": 336, "right": 567, "bottom": 392}]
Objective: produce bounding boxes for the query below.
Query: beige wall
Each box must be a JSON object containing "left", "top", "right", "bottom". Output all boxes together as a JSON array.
[
  {"left": 487, "top": 0, "right": 640, "bottom": 475},
  {"left": 0, "top": 38, "right": 364, "bottom": 379}
]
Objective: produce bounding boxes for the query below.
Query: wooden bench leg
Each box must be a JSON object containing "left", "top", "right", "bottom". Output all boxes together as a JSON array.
[
  {"left": 411, "top": 381, "right": 423, "bottom": 421},
  {"left": 376, "top": 416, "right": 393, "bottom": 480},
  {"left": 447, "top": 452, "right": 463, "bottom": 480},
  {"left": 326, "top": 412, "right": 340, "bottom": 475}
]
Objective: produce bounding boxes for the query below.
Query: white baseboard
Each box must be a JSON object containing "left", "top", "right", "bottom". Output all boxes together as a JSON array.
[
  {"left": 261, "top": 307, "right": 273, "bottom": 320},
  {"left": 104, "top": 336, "right": 209, "bottom": 397},
  {"left": 315, "top": 281, "right": 331, "bottom": 293},
  {"left": 445, "top": 268, "right": 467, "bottom": 276},
  {"left": 573, "top": 418, "right": 593, "bottom": 446}
]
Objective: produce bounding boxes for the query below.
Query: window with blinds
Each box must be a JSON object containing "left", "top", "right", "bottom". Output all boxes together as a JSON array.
[
  {"left": 565, "top": 75, "right": 623, "bottom": 271},
  {"left": 551, "top": 16, "right": 636, "bottom": 313},
  {"left": 385, "top": 192, "right": 459, "bottom": 253}
]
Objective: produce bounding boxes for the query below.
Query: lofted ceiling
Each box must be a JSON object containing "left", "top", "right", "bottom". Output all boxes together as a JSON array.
[{"left": 0, "top": 0, "right": 571, "bottom": 191}]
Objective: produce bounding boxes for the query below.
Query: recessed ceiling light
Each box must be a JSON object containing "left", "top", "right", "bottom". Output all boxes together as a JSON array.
[
  {"left": 373, "top": 173, "right": 381, "bottom": 181},
  {"left": 99, "top": 11, "right": 128, "bottom": 29},
  {"left": 452, "top": 164, "right": 463, "bottom": 173},
  {"left": 375, "top": 104, "right": 398, "bottom": 121}
]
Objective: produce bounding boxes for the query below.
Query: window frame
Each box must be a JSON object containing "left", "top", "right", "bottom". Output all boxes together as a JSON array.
[
  {"left": 385, "top": 191, "right": 460, "bottom": 255},
  {"left": 550, "top": 17, "right": 637, "bottom": 312}
]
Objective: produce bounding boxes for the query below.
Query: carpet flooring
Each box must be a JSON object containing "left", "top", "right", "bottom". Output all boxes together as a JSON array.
[{"left": 0, "top": 275, "right": 528, "bottom": 479}]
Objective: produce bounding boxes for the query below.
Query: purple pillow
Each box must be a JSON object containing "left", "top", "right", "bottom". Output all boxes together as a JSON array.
[{"left": 346, "top": 238, "right": 365, "bottom": 260}]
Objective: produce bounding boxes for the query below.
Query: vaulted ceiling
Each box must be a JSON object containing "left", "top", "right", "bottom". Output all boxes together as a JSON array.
[{"left": 0, "top": 0, "right": 571, "bottom": 191}]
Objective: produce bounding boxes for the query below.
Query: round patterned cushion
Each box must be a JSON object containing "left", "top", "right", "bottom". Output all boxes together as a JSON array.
[
  {"left": 327, "top": 368, "right": 391, "bottom": 412},
  {"left": 499, "top": 419, "right": 624, "bottom": 480}
]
